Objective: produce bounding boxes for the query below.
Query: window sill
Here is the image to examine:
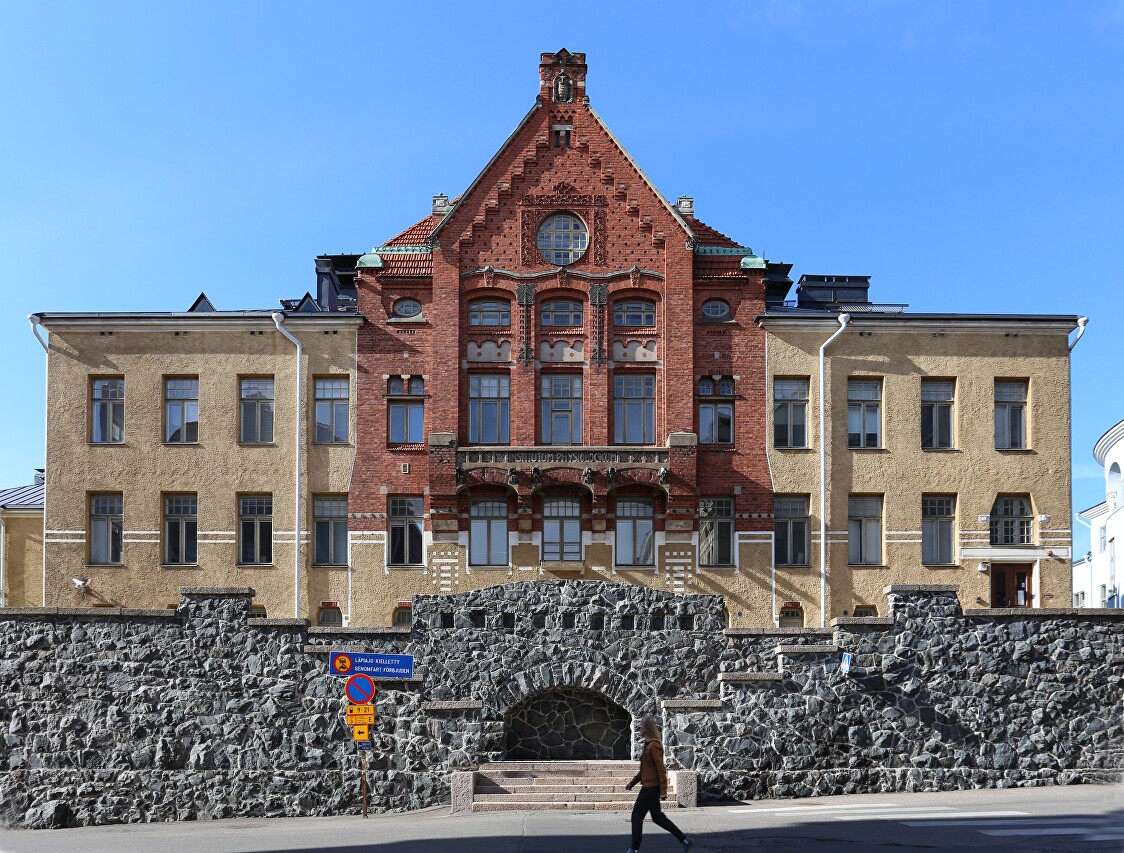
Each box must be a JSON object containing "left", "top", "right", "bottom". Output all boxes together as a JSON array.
[
  {"left": 85, "top": 564, "right": 124, "bottom": 569},
  {"left": 312, "top": 442, "right": 352, "bottom": 447},
  {"left": 776, "top": 564, "right": 812, "bottom": 570},
  {"left": 848, "top": 563, "right": 887, "bottom": 569},
  {"left": 238, "top": 442, "right": 278, "bottom": 447},
  {"left": 469, "top": 565, "right": 511, "bottom": 571},
  {"left": 921, "top": 447, "right": 958, "bottom": 453},
  {"left": 237, "top": 563, "right": 275, "bottom": 568},
  {"left": 161, "top": 564, "right": 200, "bottom": 569},
  {"left": 774, "top": 446, "right": 813, "bottom": 452},
  {"left": 849, "top": 447, "right": 887, "bottom": 452},
  {"left": 995, "top": 447, "right": 1035, "bottom": 453},
  {"left": 923, "top": 563, "right": 961, "bottom": 569},
  {"left": 88, "top": 441, "right": 126, "bottom": 447},
  {"left": 387, "top": 443, "right": 426, "bottom": 451},
  {"left": 699, "top": 444, "right": 736, "bottom": 451},
  {"left": 700, "top": 564, "right": 736, "bottom": 571},
  {"left": 388, "top": 564, "right": 426, "bottom": 571},
  {"left": 162, "top": 442, "right": 201, "bottom": 447},
  {"left": 387, "top": 316, "right": 428, "bottom": 325},
  {"left": 312, "top": 564, "right": 348, "bottom": 569},
  {"left": 615, "top": 564, "right": 657, "bottom": 570}
]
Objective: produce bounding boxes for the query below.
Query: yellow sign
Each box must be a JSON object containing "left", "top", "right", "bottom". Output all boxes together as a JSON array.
[
  {"left": 352, "top": 724, "right": 369, "bottom": 741},
  {"left": 346, "top": 704, "right": 376, "bottom": 725}
]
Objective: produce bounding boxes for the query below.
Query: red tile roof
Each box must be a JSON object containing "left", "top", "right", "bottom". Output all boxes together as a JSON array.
[
  {"left": 686, "top": 216, "right": 740, "bottom": 248},
  {"left": 693, "top": 256, "right": 745, "bottom": 278},
  {"left": 381, "top": 255, "right": 433, "bottom": 277},
  {"left": 384, "top": 213, "right": 441, "bottom": 246}
]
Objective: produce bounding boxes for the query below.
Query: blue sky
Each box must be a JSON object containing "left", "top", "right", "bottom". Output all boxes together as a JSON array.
[{"left": 1, "top": 1, "right": 1121, "bottom": 553}]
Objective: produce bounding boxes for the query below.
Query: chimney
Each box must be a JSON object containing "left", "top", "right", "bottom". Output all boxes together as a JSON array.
[
  {"left": 432, "top": 194, "right": 450, "bottom": 216},
  {"left": 34, "top": 468, "right": 45, "bottom": 485},
  {"left": 676, "top": 197, "right": 694, "bottom": 216}
]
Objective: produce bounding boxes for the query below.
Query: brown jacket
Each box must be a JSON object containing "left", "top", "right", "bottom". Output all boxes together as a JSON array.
[{"left": 629, "top": 739, "right": 669, "bottom": 795}]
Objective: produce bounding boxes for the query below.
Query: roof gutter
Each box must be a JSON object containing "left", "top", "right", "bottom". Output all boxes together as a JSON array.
[
  {"left": 272, "top": 312, "right": 303, "bottom": 620},
  {"left": 819, "top": 313, "right": 851, "bottom": 628}
]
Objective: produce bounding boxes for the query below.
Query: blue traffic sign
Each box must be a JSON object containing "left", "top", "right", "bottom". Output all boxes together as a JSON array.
[
  {"left": 840, "top": 652, "right": 853, "bottom": 675},
  {"left": 356, "top": 740, "right": 373, "bottom": 752},
  {"left": 345, "top": 673, "right": 377, "bottom": 704},
  {"left": 330, "top": 651, "right": 415, "bottom": 680}
]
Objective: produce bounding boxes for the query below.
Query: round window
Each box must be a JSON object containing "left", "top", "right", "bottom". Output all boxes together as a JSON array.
[
  {"left": 701, "top": 299, "right": 730, "bottom": 320},
  {"left": 536, "top": 213, "right": 588, "bottom": 266},
  {"left": 392, "top": 298, "right": 422, "bottom": 318}
]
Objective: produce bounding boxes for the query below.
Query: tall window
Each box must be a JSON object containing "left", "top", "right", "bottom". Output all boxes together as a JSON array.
[
  {"left": 164, "top": 378, "right": 199, "bottom": 443},
  {"left": 1101, "top": 526, "right": 1108, "bottom": 552},
  {"left": 388, "top": 377, "right": 424, "bottom": 444},
  {"left": 774, "top": 378, "right": 808, "bottom": 449},
  {"left": 774, "top": 496, "right": 809, "bottom": 567},
  {"left": 469, "top": 499, "right": 508, "bottom": 566},
  {"left": 994, "top": 380, "right": 1027, "bottom": 449},
  {"left": 239, "top": 495, "right": 273, "bottom": 565},
  {"left": 541, "top": 299, "right": 584, "bottom": 326},
  {"left": 315, "top": 377, "right": 349, "bottom": 444},
  {"left": 389, "top": 497, "right": 424, "bottom": 566},
  {"left": 240, "top": 378, "right": 274, "bottom": 444},
  {"left": 91, "top": 378, "right": 124, "bottom": 444},
  {"left": 314, "top": 496, "right": 348, "bottom": 566},
  {"left": 848, "top": 495, "right": 882, "bottom": 565},
  {"left": 541, "top": 375, "right": 582, "bottom": 444},
  {"left": 163, "top": 494, "right": 198, "bottom": 566},
  {"left": 698, "top": 377, "right": 734, "bottom": 445},
  {"left": 990, "top": 494, "right": 1033, "bottom": 545},
  {"left": 613, "top": 300, "right": 656, "bottom": 326},
  {"left": 616, "top": 499, "right": 655, "bottom": 566},
  {"left": 468, "top": 374, "right": 510, "bottom": 444},
  {"left": 699, "top": 498, "right": 734, "bottom": 566},
  {"left": 921, "top": 495, "right": 955, "bottom": 565},
  {"left": 89, "top": 493, "right": 123, "bottom": 565},
  {"left": 847, "top": 379, "right": 881, "bottom": 448},
  {"left": 543, "top": 497, "right": 582, "bottom": 561},
  {"left": 920, "top": 380, "right": 953, "bottom": 450},
  {"left": 468, "top": 299, "right": 511, "bottom": 327},
  {"left": 614, "top": 373, "right": 655, "bottom": 444}
]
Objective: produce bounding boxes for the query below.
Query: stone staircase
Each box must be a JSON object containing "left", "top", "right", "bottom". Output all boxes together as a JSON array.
[{"left": 452, "top": 761, "right": 697, "bottom": 813}]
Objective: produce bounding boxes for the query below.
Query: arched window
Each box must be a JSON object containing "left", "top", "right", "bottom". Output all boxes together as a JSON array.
[
  {"left": 392, "top": 298, "right": 422, "bottom": 318},
  {"left": 613, "top": 299, "right": 656, "bottom": 326},
  {"left": 317, "top": 605, "right": 343, "bottom": 627},
  {"left": 701, "top": 299, "right": 731, "bottom": 321},
  {"left": 468, "top": 299, "right": 511, "bottom": 327},
  {"left": 541, "top": 299, "right": 583, "bottom": 327},
  {"left": 990, "top": 495, "right": 1033, "bottom": 545},
  {"left": 536, "top": 213, "right": 588, "bottom": 265},
  {"left": 778, "top": 606, "right": 804, "bottom": 628},
  {"left": 1109, "top": 462, "right": 1122, "bottom": 510}
]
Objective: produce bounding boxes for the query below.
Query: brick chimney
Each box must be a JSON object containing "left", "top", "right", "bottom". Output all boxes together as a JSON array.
[
  {"left": 432, "top": 194, "right": 450, "bottom": 216},
  {"left": 676, "top": 197, "right": 695, "bottom": 216}
]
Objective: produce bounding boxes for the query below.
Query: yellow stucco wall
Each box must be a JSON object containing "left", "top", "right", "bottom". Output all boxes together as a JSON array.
[{"left": 2, "top": 511, "right": 43, "bottom": 607}]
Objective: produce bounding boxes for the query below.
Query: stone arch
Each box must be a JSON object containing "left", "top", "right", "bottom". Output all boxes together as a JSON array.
[
  {"left": 490, "top": 661, "right": 656, "bottom": 721},
  {"left": 504, "top": 686, "right": 631, "bottom": 760}
]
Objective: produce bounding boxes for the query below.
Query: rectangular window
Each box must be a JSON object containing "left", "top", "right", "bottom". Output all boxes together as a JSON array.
[
  {"left": 318, "top": 605, "right": 343, "bottom": 626},
  {"left": 313, "top": 496, "right": 348, "bottom": 566},
  {"left": 921, "top": 495, "right": 955, "bottom": 565},
  {"left": 389, "top": 497, "right": 424, "bottom": 565},
  {"left": 388, "top": 378, "right": 424, "bottom": 443},
  {"left": 774, "top": 379, "right": 808, "bottom": 449},
  {"left": 541, "top": 375, "right": 583, "bottom": 445},
  {"left": 848, "top": 495, "right": 882, "bottom": 565},
  {"left": 614, "top": 373, "right": 655, "bottom": 444},
  {"left": 163, "top": 493, "right": 198, "bottom": 565},
  {"left": 238, "top": 495, "right": 273, "bottom": 565},
  {"left": 543, "top": 497, "right": 582, "bottom": 561},
  {"left": 1101, "top": 584, "right": 1108, "bottom": 607},
  {"left": 616, "top": 499, "right": 655, "bottom": 566},
  {"left": 1073, "top": 591, "right": 1085, "bottom": 608},
  {"left": 774, "top": 496, "right": 809, "bottom": 567},
  {"left": 699, "top": 497, "right": 734, "bottom": 566},
  {"left": 468, "top": 374, "right": 510, "bottom": 444},
  {"left": 469, "top": 499, "right": 508, "bottom": 566},
  {"left": 994, "top": 380, "right": 1027, "bottom": 449},
  {"left": 698, "top": 378, "right": 734, "bottom": 445},
  {"left": 240, "top": 378, "right": 275, "bottom": 444},
  {"left": 990, "top": 495, "right": 1033, "bottom": 545},
  {"left": 164, "top": 377, "right": 199, "bottom": 443},
  {"left": 89, "top": 493, "right": 123, "bottom": 565},
  {"left": 920, "top": 380, "right": 954, "bottom": 450},
  {"left": 1101, "top": 526, "right": 1107, "bottom": 552},
  {"left": 91, "top": 378, "right": 124, "bottom": 444},
  {"left": 315, "top": 377, "right": 349, "bottom": 444},
  {"left": 847, "top": 379, "right": 881, "bottom": 448}
]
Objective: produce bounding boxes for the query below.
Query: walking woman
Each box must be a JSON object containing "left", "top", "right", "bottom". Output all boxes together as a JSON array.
[{"left": 624, "top": 716, "right": 692, "bottom": 852}]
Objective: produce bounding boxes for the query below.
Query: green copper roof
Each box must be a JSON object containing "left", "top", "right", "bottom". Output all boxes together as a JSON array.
[
  {"left": 740, "top": 255, "right": 766, "bottom": 270},
  {"left": 356, "top": 244, "right": 431, "bottom": 269},
  {"left": 695, "top": 245, "right": 756, "bottom": 256}
]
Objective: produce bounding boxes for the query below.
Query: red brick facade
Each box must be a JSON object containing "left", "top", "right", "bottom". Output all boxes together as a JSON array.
[{"left": 350, "top": 50, "right": 773, "bottom": 569}]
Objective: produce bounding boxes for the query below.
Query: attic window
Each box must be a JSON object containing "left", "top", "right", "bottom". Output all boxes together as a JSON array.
[
  {"left": 537, "top": 213, "right": 588, "bottom": 266},
  {"left": 393, "top": 298, "right": 422, "bottom": 318},
  {"left": 553, "top": 125, "right": 573, "bottom": 148}
]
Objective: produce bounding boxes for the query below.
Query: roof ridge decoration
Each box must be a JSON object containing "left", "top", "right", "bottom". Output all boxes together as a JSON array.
[{"left": 694, "top": 244, "right": 766, "bottom": 270}]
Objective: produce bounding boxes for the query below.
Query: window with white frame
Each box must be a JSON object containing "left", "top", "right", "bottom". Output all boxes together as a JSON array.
[
  {"left": 847, "top": 379, "right": 881, "bottom": 448},
  {"left": 238, "top": 495, "right": 272, "bottom": 565},
  {"left": 163, "top": 493, "right": 198, "bottom": 566},
  {"left": 389, "top": 497, "right": 424, "bottom": 566},
  {"left": 89, "top": 493, "right": 123, "bottom": 565},
  {"left": 614, "top": 373, "right": 655, "bottom": 444},
  {"left": 315, "top": 377, "right": 349, "bottom": 444},
  {"left": 542, "top": 497, "right": 582, "bottom": 561},
  {"left": 388, "top": 377, "right": 424, "bottom": 443},
  {"left": 773, "top": 378, "right": 808, "bottom": 449},
  {"left": 613, "top": 299, "right": 656, "bottom": 327},
  {"left": 91, "top": 378, "right": 124, "bottom": 444},
  {"left": 698, "top": 377, "right": 734, "bottom": 445},
  {"left": 920, "top": 380, "right": 954, "bottom": 450},
  {"left": 994, "top": 380, "right": 1027, "bottom": 449},
  {"left": 541, "top": 374, "right": 582, "bottom": 444},
  {"left": 469, "top": 499, "right": 508, "bottom": 566},
  {"left": 468, "top": 299, "right": 511, "bottom": 327},
  {"left": 616, "top": 499, "right": 655, "bottom": 566},
  {"left": 778, "top": 606, "right": 804, "bottom": 628},
  {"left": 848, "top": 495, "right": 882, "bottom": 565},
  {"left": 989, "top": 494, "right": 1033, "bottom": 545},
  {"left": 313, "top": 496, "right": 348, "bottom": 566},
  {"left": 921, "top": 495, "right": 956, "bottom": 565},
  {"left": 240, "top": 378, "right": 274, "bottom": 444},
  {"left": 1073, "top": 591, "right": 1085, "bottom": 608},
  {"left": 699, "top": 498, "right": 734, "bottom": 566},
  {"left": 1101, "top": 526, "right": 1108, "bottom": 552},
  {"left": 774, "top": 496, "right": 809, "bottom": 567},
  {"left": 468, "top": 374, "right": 510, "bottom": 444},
  {"left": 164, "top": 377, "right": 199, "bottom": 443},
  {"left": 853, "top": 605, "right": 878, "bottom": 618}
]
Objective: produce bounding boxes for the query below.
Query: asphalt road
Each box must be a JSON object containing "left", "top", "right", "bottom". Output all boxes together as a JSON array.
[{"left": 2, "top": 785, "right": 1122, "bottom": 853}]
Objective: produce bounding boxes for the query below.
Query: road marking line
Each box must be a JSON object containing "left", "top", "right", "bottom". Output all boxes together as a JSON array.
[
  {"left": 903, "top": 817, "right": 1098, "bottom": 827},
  {"left": 980, "top": 828, "right": 1102, "bottom": 836},
  {"left": 839, "top": 810, "right": 1031, "bottom": 822},
  {"left": 727, "top": 803, "right": 900, "bottom": 814}
]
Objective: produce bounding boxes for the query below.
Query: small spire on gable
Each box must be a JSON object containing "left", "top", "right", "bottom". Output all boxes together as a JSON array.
[
  {"left": 188, "top": 293, "right": 216, "bottom": 312},
  {"left": 540, "top": 49, "right": 587, "bottom": 105}
]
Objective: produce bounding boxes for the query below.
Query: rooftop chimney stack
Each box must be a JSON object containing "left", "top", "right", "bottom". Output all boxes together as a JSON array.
[
  {"left": 677, "top": 197, "right": 694, "bottom": 216},
  {"left": 432, "top": 194, "right": 450, "bottom": 216}
]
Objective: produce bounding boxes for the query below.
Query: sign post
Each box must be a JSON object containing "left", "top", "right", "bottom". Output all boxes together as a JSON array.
[{"left": 362, "top": 750, "right": 368, "bottom": 819}]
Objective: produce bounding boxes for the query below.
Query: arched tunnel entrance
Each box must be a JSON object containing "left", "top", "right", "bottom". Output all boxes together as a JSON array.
[{"left": 504, "top": 686, "right": 631, "bottom": 760}]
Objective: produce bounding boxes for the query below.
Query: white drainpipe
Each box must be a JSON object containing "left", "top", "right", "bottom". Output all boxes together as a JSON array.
[
  {"left": 272, "top": 313, "right": 303, "bottom": 620},
  {"left": 0, "top": 513, "right": 6, "bottom": 607},
  {"left": 29, "top": 315, "right": 49, "bottom": 606},
  {"left": 1069, "top": 316, "right": 1089, "bottom": 352},
  {"left": 818, "top": 313, "right": 851, "bottom": 628}
]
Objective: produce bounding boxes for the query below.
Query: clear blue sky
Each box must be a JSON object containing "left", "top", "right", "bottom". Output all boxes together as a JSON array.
[{"left": 2, "top": 1, "right": 1121, "bottom": 552}]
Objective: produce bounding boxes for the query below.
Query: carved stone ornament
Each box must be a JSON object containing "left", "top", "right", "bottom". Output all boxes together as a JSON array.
[
  {"left": 516, "top": 281, "right": 536, "bottom": 306},
  {"left": 630, "top": 264, "right": 642, "bottom": 287},
  {"left": 455, "top": 467, "right": 466, "bottom": 486},
  {"left": 483, "top": 265, "right": 495, "bottom": 287},
  {"left": 521, "top": 210, "right": 540, "bottom": 265},
  {"left": 588, "top": 283, "right": 608, "bottom": 306},
  {"left": 531, "top": 467, "right": 543, "bottom": 487},
  {"left": 557, "top": 267, "right": 570, "bottom": 288},
  {"left": 553, "top": 181, "right": 578, "bottom": 194},
  {"left": 553, "top": 73, "right": 573, "bottom": 104},
  {"left": 658, "top": 467, "right": 671, "bottom": 487},
  {"left": 593, "top": 209, "right": 608, "bottom": 266},
  {"left": 582, "top": 467, "right": 595, "bottom": 485}
]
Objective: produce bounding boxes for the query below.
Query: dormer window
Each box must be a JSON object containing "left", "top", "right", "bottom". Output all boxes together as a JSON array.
[
  {"left": 537, "top": 213, "right": 588, "bottom": 266},
  {"left": 553, "top": 125, "right": 573, "bottom": 148}
]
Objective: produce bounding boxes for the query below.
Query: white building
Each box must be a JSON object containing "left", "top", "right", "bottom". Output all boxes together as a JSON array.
[{"left": 1074, "top": 418, "right": 1124, "bottom": 608}]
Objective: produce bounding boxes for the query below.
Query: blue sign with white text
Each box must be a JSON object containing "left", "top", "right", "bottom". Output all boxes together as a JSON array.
[{"left": 329, "top": 651, "right": 415, "bottom": 679}]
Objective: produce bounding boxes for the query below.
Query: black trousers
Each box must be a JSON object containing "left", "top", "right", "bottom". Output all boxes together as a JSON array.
[{"left": 631, "top": 785, "right": 685, "bottom": 848}]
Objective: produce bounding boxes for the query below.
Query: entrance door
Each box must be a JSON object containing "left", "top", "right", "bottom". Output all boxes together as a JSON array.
[{"left": 991, "top": 563, "right": 1032, "bottom": 607}]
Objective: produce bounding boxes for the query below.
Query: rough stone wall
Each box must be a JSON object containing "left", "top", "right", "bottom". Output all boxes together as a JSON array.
[{"left": 1, "top": 581, "right": 1122, "bottom": 829}]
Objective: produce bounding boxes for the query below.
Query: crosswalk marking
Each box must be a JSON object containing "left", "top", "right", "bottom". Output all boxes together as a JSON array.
[
  {"left": 903, "top": 817, "right": 1094, "bottom": 827},
  {"left": 981, "top": 828, "right": 1108, "bottom": 836},
  {"left": 727, "top": 802, "right": 899, "bottom": 814},
  {"left": 838, "top": 810, "right": 1029, "bottom": 821}
]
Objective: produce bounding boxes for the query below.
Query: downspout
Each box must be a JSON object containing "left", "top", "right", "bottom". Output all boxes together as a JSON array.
[
  {"left": 764, "top": 332, "right": 778, "bottom": 627},
  {"left": 1067, "top": 318, "right": 1089, "bottom": 604},
  {"left": 0, "top": 513, "right": 6, "bottom": 607},
  {"left": 818, "top": 313, "right": 851, "bottom": 629},
  {"left": 1068, "top": 316, "right": 1089, "bottom": 352},
  {"left": 272, "top": 313, "right": 303, "bottom": 620},
  {"left": 29, "top": 315, "right": 48, "bottom": 606}
]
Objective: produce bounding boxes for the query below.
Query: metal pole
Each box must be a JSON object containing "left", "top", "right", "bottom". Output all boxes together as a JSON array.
[{"left": 362, "top": 751, "right": 368, "bottom": 818}]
